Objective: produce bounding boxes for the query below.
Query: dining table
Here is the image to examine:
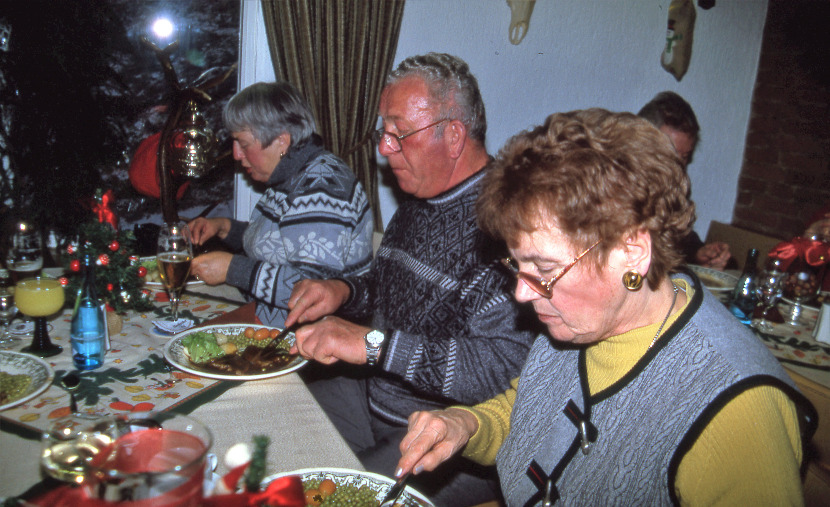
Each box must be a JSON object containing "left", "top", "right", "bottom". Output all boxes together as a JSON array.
[
  {"left": 697, "top": 266, "right": 830, "bottom": 504},
  {"left": 0, "top": 282, "right": 363, "bottom": 502}
]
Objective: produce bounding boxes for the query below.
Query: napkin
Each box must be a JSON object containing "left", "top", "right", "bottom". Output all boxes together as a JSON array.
[
  {"left": 152, "top": 319, "right": 195, "bottom": 335},
  {"left": 813, "top": 303, "right": 830, "bottom": 344}
]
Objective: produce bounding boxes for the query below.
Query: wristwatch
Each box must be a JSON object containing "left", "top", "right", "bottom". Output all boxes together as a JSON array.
[{"left": 364, "top": 329, "right": 386, "bottom": 366}]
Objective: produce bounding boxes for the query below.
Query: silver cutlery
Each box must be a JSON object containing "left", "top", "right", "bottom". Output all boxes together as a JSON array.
[
  {"left": 380, "top": 472, "right": 411, "bottom": 506},
  {"left": 60, "top": 371, "right": 81, "bottom": 413}
]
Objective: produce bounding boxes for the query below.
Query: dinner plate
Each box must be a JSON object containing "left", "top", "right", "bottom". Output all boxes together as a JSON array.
[
  {"left": 688, "top": 265, "right": 738, "bottom": 292},
  {"left": 0, "top": 350, "right": 55, "bottom": 411},
  {"left": 163, "top": 324, "right": 307, "bottom": 381},
  {"left": 140, "top": 256, "right": 205, "bottom": 288},
  {"left": 262, "top": 468, "right": 434, "bottom": 507}
]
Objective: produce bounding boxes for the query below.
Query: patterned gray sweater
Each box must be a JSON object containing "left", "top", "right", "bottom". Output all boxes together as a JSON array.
[
  {"left": 225, "top": 136, "right": 373, "bottom": 327},
  {"left": 340, "top": 170, "right": 539, "bottom": 424}
]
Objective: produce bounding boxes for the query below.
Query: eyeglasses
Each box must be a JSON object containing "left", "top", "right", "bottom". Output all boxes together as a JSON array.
[
  {"left": 501, "top": 240, "right": 601, "bottom": 298},
  {"left": 372, "top": 118, "right": 451, "bottom": 153}
]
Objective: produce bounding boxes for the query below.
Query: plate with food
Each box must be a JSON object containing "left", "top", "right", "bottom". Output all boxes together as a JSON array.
[
  {"left": 140, "top": 256, "right": 204, "bottom": 288},
  {"left": 688, "top": 265, "right": 738, "bottom": 292},
  {"left": 163, "top": 324, "right": 306, "bottom": 381},
  {"left": 262, "top": 468, "right": 434, "bottom": 507},
  {"left": 0, "top": 350, "right": 55, "bottom": 411}
]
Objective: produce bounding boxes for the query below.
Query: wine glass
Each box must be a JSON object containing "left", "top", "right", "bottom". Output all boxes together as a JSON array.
[
  {"left": 782, "top": 260, "right": 822, "bottom": 326},
  {"left": 0, "top": 289, "right": 18, "bottom": 346},
  {"left": 16, "top": 276, "right": 65, "bottom": 357},
  {"left": 6, "top": 221, "right": 43, "bottom": 284},
  {"left": 41, "top": 415, "right": 119, "bottom": 483},
  {"left": 752, "top": 260, "right": 786, "bottom": 332},
  {"left": 157, "top": 221, "right": 193, "bottom": 322}
]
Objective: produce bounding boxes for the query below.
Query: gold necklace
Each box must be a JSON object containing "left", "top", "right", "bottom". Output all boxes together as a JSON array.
[{"left": 649, "top": 282, "right": 679, "bottom": 350}]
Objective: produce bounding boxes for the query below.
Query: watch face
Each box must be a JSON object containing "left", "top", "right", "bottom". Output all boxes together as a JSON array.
[{"left": 366, "top": 330, "right": 385, "bottom": 347}]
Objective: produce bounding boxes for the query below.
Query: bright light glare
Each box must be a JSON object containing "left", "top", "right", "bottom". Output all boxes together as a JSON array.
[{"left": 151, "top": 18, "right": 175, "bottom": 39}]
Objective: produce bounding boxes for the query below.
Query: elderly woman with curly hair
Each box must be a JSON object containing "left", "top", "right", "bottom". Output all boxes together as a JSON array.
[
  {"left": 391, "top": 109, "right": 816, "bottom": 505},
  {"left": 189, "top": 82, "right": 373, "bottom": 327}
]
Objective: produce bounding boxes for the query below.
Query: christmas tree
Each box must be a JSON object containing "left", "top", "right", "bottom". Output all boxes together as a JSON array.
[{"left": 59, "top": 190, "right": 154, "bottom": 313}]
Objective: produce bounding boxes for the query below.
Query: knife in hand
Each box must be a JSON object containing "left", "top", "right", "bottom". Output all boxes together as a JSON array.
[{"left": 380, "top": 472, "right": 411, "bottom": 506}]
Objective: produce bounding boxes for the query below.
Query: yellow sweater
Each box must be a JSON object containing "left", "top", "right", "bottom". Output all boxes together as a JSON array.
[{"left": 462, "top": 280, "right": 804, "bottom": 506}]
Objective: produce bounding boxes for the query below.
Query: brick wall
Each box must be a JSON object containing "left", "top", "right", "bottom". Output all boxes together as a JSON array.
[{"left": 733, "top": 0, "right": 830, "bottom": 239}]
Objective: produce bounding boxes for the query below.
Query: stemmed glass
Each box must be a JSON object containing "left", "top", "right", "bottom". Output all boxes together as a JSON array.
[
  {"left": 16, "top": 276, "right": 65, "bottom": 357},
  {"left": 752, "top": 260, "right": 786, "bottom": 332},
  {"left": 41, "top": 415, "right": 119, "bottom": 483},
  {"left": 782, "top": 260, "right": 822, "bottom": 326},
  {"left": 157, "top": 221, "right": 193, "bottom": 322},
  {"left": 6, "top": 221, "right": 43, "bottom": 283},
  {"left": 0, "top": 289, "right": 17, "bottom": 346}
]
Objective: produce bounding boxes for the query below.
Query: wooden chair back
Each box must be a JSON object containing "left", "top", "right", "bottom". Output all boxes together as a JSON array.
[
  {"left": 704, "top": 221, "right": 783, "bottom": 271},
  {"left": 786, "top": 368, "right": 830, "bottom": 506}
]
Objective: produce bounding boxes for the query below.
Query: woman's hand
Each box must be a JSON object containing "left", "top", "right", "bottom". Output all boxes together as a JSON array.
[
  {"left": 188, "top": 217, "right": 231, "bottom": 245},
  {"left": 190, "top": 252, "right": 232, "bottom": 285},
  {"left": 285, "top": 279, "right": 351, "bottom": 327},
  {"left": 394, "top": 408, "right": 480, "bottom": 478}
]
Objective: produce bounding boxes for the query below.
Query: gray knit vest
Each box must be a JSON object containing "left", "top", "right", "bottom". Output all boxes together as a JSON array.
[{"left": 496, "top": 272, "right": 815, "bottom": 506}]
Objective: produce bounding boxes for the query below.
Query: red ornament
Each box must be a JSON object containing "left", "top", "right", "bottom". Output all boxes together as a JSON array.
[
  {"left": 138, "top": 266, "right": 148, "bottom": 278},
  {"left": 129, "top": 133, "right": 190, "bottom": 200},
  {"left": 109, "top": 240, "right": 120, "bottom": 252},
  {"left": 107, "top": 283, "right": 114, "bottom": 292},
  {"left": 97, "top": 254, "right": 110, "bottom": 266},
  {"left": 92, "top": 189, "right": 118, "bottom": 230},
  {"left": 70, "top": 259, "right": 81, "bottom": 272},
  {"left": 58, "top": 276, "right": 70, "bottom": 286},
  {"left": 66, "top": 244, "right": 77, "bottom": 255}
]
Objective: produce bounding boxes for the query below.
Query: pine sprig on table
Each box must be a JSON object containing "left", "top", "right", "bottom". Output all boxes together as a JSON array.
[
  {"left": 245, "top": 435, "right": 270, "bottom": 492},
  {"left": 61, "top": 221, "right": 154, "bottom": 314}
]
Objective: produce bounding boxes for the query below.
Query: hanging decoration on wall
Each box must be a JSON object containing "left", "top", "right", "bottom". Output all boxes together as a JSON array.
[
  {"left": 661, "top": 0, "right": 696, "bottom": 81},
  {"left": 507, "top": 0, "right": 536, "bottom": 45}
]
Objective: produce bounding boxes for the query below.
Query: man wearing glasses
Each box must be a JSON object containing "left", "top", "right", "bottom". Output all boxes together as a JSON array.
[{"left": 285, "top": 53, "right": 537, "bottom": 506}]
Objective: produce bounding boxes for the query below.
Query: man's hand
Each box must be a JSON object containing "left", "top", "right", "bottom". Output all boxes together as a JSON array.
[
  {"left": 285, "top": 279, "right": 351, "bottom": 327},
  {"left": 290, "top": 316, "right": 370, "bottom": 365},
  {"left": 190, "top": 252, "right": 232, "bottom": 285},
  {"left": 393, "top": 408, "right": 479, "bottom": 478},
  {"left": 188, "top": 217, "right": 231, "bottom": 245},
  {"left": 695, "top": 242, "right": 731, "bottom": 270}
]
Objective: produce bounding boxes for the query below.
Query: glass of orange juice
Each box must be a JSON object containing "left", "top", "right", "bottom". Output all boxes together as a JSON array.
[{"left": 17, "top": 276, "right": 65, "bottom": 357}]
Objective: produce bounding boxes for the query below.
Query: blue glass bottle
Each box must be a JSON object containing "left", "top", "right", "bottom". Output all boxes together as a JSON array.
[
  {"left": 729, "top": 248, "right": 759, "bottom": 325},
  {"left": 70, "top": 253, "right": 106, "bottom": 370}
]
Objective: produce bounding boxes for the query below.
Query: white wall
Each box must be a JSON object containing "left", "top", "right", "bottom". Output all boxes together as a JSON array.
[
  {"left": 238, "top": 0, "right": 768, "bottom": 239},
  {"left": 234, "top": 0, "right": 276, "bottom": 220}
]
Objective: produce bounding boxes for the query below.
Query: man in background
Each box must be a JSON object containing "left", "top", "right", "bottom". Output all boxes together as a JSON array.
[
  {"left": 285, "top": 53, "right": 537, "bottom": 506},
  {"left": 639, "top": 91, "right": 732, "bottom": 270}
]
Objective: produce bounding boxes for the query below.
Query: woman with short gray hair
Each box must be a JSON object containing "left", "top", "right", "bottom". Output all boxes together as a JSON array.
[{"left": 189, "top": 81, "right": 373, "bottom": 327}]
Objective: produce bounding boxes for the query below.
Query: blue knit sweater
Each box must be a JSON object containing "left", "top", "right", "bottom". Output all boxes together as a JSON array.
[{"left": 225, "top": 136, "right": 373, "bottom": 327}]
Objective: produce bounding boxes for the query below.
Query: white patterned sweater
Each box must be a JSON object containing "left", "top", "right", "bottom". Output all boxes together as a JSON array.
[{"left": 224, "top": 136, "right": 374, "bottom": 327}]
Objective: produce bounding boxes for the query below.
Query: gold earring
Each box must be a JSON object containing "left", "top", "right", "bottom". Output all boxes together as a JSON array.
[{"left": 622, "top": 271, "right": 644, "bottom": 291}]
